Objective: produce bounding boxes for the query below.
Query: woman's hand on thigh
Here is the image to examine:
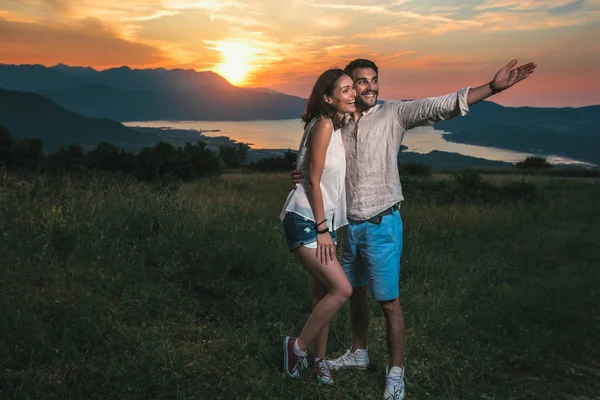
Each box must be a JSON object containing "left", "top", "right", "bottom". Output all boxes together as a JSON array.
[{"left": 317, "top": 232, "right": 336, "bottom": 265}]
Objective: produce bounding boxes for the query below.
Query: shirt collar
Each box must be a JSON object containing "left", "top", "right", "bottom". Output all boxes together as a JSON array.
[
  {"left": 362, "top": 104, "right": 381, "bottom": 116},
  {"left": 345, "top": 104, "right": 382, "bottom": 124}
]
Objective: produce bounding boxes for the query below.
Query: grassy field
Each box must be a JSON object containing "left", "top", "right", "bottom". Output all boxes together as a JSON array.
[{"left": 1, "top": 171, "right": 599, "bottom": 399}]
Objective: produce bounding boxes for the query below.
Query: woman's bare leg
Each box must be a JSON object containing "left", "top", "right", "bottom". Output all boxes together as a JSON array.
[
  {"left": 308, "top": 274, "right": 329, "bottom": 359},
  {"left": 293, "top": 246, "right": 352, "bottom": 352}
]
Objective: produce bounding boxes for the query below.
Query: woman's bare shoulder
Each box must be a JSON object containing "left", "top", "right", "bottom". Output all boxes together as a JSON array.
[{"left": 309, "top": 116, "right": 334, "bottom": 135}]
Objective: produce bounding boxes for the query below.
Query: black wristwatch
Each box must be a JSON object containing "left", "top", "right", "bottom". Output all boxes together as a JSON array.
[{"left": 489, "top": 80, "right": 501, "bottom": 95}]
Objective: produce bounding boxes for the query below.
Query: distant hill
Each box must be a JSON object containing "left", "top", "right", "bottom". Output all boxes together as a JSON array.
[
  {"left": 0, "top": 87, "right": 158, "bottom": 152},
  {"left": 436, "top": 101, "right": 600, "bottom": 165},
  {"left": 399, "top": 150, "right": 511, "bottom": 170},
  {"left": 39, "top": 84, "right": 307, "bottom": 121},
  {"left": 0, "top": 63, "right": 231, "bottom": 92},
  {"left": 0, "top": 63, "right": 307, "bottom": 121}
]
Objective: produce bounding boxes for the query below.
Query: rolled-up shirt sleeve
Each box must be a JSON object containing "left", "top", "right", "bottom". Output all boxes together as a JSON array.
[{"left": 391, "top": 87, "right": 471, "bottom": 131}]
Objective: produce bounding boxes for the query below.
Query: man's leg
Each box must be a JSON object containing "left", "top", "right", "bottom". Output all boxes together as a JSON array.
[
  {"left": 361, "top": 209, "right": 404, "bottom": 367},
  {"left": 379, "top": 297, "right": 405, "bottom": 368},
  {"left": 359, "top": 208, "right": 405, "bottom": 399},
  {"left": 328, "top": 224, "right": 371, "bottom": 371},
  {"left": 349, "top": 285, "right": 369, "bottom": 351},
  {"left": 340, "top": 222, "right": 370, "bottom": 351}
]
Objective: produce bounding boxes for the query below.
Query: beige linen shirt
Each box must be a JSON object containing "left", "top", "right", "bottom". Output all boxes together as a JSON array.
[{"left": 342, "top": 88, "right": 471, "bottom": 221}]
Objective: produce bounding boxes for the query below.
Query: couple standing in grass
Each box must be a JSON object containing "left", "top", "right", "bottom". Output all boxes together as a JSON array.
[{"left": 280, "top": 58, "right": 536, "bottom": 399}]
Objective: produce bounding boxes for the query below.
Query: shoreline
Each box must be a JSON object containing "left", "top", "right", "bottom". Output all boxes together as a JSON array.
[{"left": 127, "top": 124, "right": 596, "bottom": 168}]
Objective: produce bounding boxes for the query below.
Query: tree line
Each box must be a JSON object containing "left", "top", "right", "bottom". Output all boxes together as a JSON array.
[
  {"left": 0, "top": 126, "right": 257, "bottom": 180},
  {"left": 1, "top": 125, "right": 567, "bottom": 182}
]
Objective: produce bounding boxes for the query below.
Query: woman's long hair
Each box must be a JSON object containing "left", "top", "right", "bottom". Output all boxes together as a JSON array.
[{"left": 301, "top": 68, "right": 347, "bottom": 130}]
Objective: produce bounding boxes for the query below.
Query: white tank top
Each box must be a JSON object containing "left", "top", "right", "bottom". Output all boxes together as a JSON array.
[{"left": 280, "top": 117, "right": 348, "bottom": 230}]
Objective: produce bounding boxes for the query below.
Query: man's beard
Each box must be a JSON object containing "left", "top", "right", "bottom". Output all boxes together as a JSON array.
[{"left": 357, "top": 90, "right": 378, "bottom": 109}]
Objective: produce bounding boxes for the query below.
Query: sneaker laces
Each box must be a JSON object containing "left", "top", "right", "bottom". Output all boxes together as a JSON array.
[
  {"left": 386, "top": 367, "right": 406, "bottom": 394},
  {"left": 339, "top": 349, "right": 356, "bottom": 363},
  {"left": 315, "top": 360, "right": 332, "bottom": 378},
  {"left": 293, "top": 355, "right": 307, "bottom": 373}
]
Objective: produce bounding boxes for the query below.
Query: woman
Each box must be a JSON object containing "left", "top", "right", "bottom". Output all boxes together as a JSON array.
[{"left": 280, "top": 69, "right": 356, "bottom": 385}]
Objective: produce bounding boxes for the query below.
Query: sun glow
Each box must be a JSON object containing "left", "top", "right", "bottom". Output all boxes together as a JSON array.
[{"left": 213, "top": 41, "right": 255, "bottom": 86}]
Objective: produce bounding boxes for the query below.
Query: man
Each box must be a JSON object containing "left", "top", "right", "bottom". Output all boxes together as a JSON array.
[{"left": 292, "top": 58, "right": 536, "bottom": 399}]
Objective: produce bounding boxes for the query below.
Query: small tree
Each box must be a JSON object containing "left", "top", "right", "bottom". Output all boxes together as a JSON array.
[
  {"left": 399, "top": 161, "right": 432, "bottom": 177},
  {"left": 183, "top": 141, "right": 221, "bottom": 176},
  {"left": 0, "top": 125, "right": 16, "bottom": 168},
  {"left": 249, "top": 149, "right": 297, "bottom": 172},
  {"left": 83, "top": 142, "right": 139, "bottom": 175},
  {"left": 136, "top": 142, "right": 193, "bottom": 181},
  {"left": 14, "top": 138, "right": 44, "bottom": 171},
  {"left": 219, "top": 143, "right": 249, "bottom": 168},
  {"left": 514, "top": 156, "right": 552, "bottom": 169},
  {"left": 46, "top": 143, "right": 86, "bottom": 174}
]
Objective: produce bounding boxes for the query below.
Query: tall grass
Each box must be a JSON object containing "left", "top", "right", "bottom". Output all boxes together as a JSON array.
[{"left": 1, "top": 171, "right": 599, "bottom": 399}]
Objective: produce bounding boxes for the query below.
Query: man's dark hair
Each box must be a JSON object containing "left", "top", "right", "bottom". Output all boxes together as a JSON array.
[{"left": 344, "top": 59, "right": 379, "bottom": 77}]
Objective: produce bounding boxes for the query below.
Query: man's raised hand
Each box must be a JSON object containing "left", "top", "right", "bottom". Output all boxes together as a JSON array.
[{"left": 493, "top": 59, "right": 537, "bottom": 91}]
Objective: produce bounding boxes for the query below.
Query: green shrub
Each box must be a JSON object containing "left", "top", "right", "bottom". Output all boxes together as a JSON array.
[
  {"left": 514, "top": 156, "right": 552, "bottom": 169},
  {"left": 546, "top": 168, "right": 600, "bottom": 178},
  {"left": 219, "top": 143, "right": 249, "bottom": 168},
  {"left": 452, "top": 168, "right": 484, "bottom": 187},
  {"left": 400, "top": 161, "right": 432, "bottom": 177},
  {"left": 248, "top": 149, "right": 297, "bottom": 172},
  {"left": 500, "top": 180, "right": 537, "bottom": 201},
  {"left": 0, "top": 125, "right": 16, "bottom": 168}
]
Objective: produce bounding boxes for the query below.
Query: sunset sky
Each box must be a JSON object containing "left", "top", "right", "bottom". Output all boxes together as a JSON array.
[{"left": 1, "top": 0, "right": 599, "bottom": 107}]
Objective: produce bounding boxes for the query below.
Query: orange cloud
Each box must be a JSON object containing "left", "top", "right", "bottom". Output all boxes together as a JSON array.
[
  {"left": 475, "top": 0, "right": 583, "bottom": 11},
  {"left": 0, "top": 9, "right": 39, "bottom": 23},
  {"left": 429, "top": 5, "right": 468, "bottom": 13},
  {"left": 475, "top": 10, "right": 591, "bottom": 31},
  {"left": 385, "top": 54, "right": 480, "bottom": 71},
  {"left": 2, "top": 0, "right": 599, "bottom": 107},
  {"left": 294, "top": 1, "right": 387, "bottom": 14},
  {"left": 0, "top": 17, "right": 171, "bottom": 67},
  {"left": 17, "top": 0, "right": 73, "bottom": 14},
  {"left": 119, "top": 10, "right": 180, "bottom": 22}
]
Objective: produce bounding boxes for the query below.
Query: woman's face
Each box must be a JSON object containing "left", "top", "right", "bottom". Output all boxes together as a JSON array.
[{"left": 326, "top": 74, "right": 356, "bottom": 117}]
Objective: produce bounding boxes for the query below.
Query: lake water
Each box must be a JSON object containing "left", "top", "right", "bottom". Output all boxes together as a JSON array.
[{"left": 124, "top": 119, "right": 591, "bottom": 166}]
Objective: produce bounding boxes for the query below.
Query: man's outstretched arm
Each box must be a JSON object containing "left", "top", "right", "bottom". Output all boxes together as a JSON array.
[
  {"left": 467, "top": 59, "right": 537, "bottom": 106},
  {"left": 396, "top": 59, "right": 537, "bottom": 130}
]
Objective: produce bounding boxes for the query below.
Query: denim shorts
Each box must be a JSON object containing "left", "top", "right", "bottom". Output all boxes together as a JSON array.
[
  {"left": 341, "top": 208, "right": 403, "bottom": 301},
  {"left": 282, "top": 212, "right": 337, "bottom": 251}
]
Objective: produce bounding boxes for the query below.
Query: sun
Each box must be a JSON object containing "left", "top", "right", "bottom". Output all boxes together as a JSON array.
[{"left": 214, "top": 41, "right": 254, "bottom": 86}]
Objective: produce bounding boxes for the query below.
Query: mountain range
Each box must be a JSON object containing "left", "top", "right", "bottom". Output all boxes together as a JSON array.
[
  {"left": 1, "top": 63, "right": 598, "bottom": 165},
  {"left": 0, "top": 87, "right": 158, "bottom": 152},
  {"left": 437, "top": 101, "right": 600, "bottom": 165},
  {"left": 0, "top": 63, "right": 306, "bottom": 121}
]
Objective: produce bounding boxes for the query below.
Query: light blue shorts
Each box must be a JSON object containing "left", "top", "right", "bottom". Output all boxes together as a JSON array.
[{"left": 340, "top": 208, "right": 403, "bottom": 301}]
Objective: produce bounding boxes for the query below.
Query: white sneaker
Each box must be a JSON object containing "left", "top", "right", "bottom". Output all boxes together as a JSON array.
[
  {"left": 327, "top": 348, "right": 369, "bottom": 371},
  {"left": 383, "top": 366, "right": 405, "bottom": 400}
]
